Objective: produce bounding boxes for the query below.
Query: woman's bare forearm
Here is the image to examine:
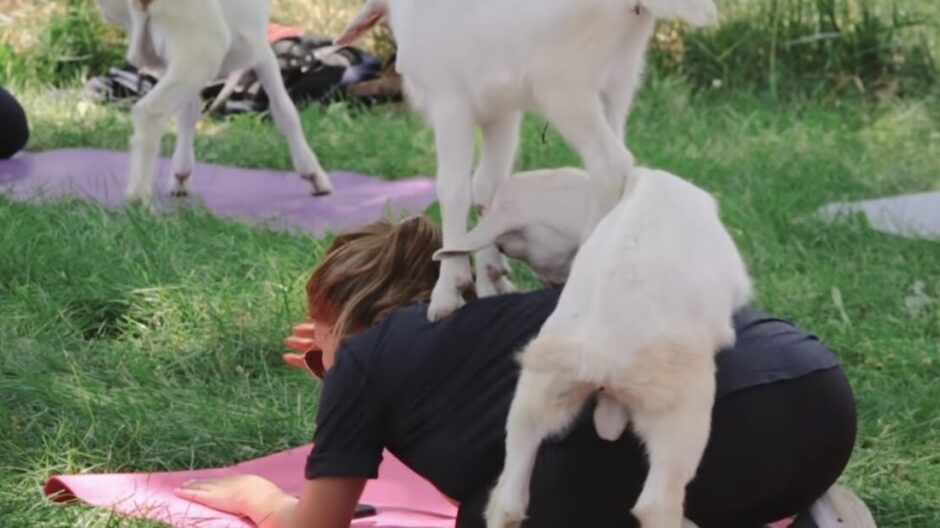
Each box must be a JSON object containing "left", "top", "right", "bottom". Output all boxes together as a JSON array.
[{"left": 250, "top": 493, "right": 298, "bottom": 528}]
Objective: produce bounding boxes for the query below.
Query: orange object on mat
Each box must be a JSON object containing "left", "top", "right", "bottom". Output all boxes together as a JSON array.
[{"left": 267, "top": 22, "right": 307, "bottom": 43}]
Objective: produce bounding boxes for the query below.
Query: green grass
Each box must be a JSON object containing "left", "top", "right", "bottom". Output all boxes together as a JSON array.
[
  {"left": 3, "top": 0, "right": 937, "bottom": 97},
  {"left": 654, "top": 0, "right": 939, "bottom": 96},
  {"left": 2, "top": 77, "right": 940, "bottom": 527}
]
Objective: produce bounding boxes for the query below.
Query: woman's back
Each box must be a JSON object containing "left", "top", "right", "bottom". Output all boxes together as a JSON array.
[
  {"left": 310, "top": 289, "right": 559, "bottom": 500},
  {"left": 307, "top": 289, "right": 839, "bottom": 502}
]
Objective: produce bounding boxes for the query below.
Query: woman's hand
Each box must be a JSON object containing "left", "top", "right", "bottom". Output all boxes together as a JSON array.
[
  {"left": 174, "top": 475, "right": 296, "bottom": 528},
  {"left": 283, "top": 321, "right": 320, "bottom": 373}
]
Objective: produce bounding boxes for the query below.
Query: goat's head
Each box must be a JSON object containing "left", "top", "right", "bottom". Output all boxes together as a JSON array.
[
  {"left": 335, "top": 0, "right": 389, "bottom": 47},
  {"left": 433, "top": 168, "right": 590, "bottom": 287}
]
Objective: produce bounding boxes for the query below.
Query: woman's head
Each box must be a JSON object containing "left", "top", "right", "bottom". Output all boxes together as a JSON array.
[{"left": 305, "top": 217, "right": 443, "bottom": 369}]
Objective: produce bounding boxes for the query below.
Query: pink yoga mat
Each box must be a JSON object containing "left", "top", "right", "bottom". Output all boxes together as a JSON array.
[
  {"left": 0, "top": 149, "right": 438, "bottom": 236},
  {"left": 45, "top": 444, "right": 457, "bottom": 527},
  {"left": 44, "top": 444, "right": 795, "bottom": 528}
]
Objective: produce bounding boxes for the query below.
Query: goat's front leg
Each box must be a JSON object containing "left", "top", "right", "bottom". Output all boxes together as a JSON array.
[
  {"left": 255, "top": 46, "right": 333, "bottom": 196},
  {"left": 630, "top": 367, "right": 715, "bottom": 528},
  {"left": 486, "top": 370, "right": 589, "bottom": 528},
  {"left": 537, "top": 88, "right": 635, "bottom": 244},
  {"left": 472, "top": 112, "right": 522, "bottom": 297},
  {"left": 169, "top": 96, "right": 200, "bottom": 197},
  {"left": 427, "top": 101, "right": 476, "bottom": 322},
  {"left": 127, "top": 66, "right": 208, "bottom": 206}
]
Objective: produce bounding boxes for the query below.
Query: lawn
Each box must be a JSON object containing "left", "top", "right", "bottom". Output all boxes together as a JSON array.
[
  {"left": 3, "top": 0, "right": 940, "bottom": 520},
  {"left": 2, "top": 77, "right": 939, "bottom": 526}
]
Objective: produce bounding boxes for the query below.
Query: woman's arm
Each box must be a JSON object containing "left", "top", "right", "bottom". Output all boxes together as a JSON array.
[
  {"left": 293, "top": 478, "right": 367, "bottom": 528},
  {"left": 175, "top": 475, "right": 366, "bottom": 528}
]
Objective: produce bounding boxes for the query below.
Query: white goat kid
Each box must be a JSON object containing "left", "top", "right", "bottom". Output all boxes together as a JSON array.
[
  {"left": 435, "top": 168, "right": 590, "bottom": 288},
  {"left": 483, "top": 168, "right": 753, "bottom": 528},
  {"left": 335, "top": 0, "right": 719, "bottom": 321},
  {"left": 95, "top": 0, "right": 333, "bottom": 205}
]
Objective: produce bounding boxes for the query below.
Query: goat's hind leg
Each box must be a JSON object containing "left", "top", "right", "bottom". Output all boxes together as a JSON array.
[
  {"left": 472, "top": 112, "right": 522, "bottom": 297},
  {"left": 255, "top": 46, "right": 333, "bottom": 196},
  {"left": 127, "top": 66, "right": 212, "bottom": 206},
  {"left": 630, "top": 364, "right": 716, "bottom": 528},
  {"left": 486, "top": 370, "right": 591, "bottom": 528},
  {"left": 536, "top": 87, "right": 635, "bottom": 243},
  {"left": 169, "top": 97, "right": 200, "bottom": 197}
]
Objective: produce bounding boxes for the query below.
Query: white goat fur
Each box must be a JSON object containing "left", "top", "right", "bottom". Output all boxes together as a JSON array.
[
  {"left": 95, "top": 0, "right": 333, "bottom": 204},
  {"left": 483, "top": 168, "right": 752, "bottom": 528},
  {"left": 436, "top": 168, "right": 590, "bottom": 288},
  {"left": 336, "top": 0, "right": 719, "bottom": 321}
]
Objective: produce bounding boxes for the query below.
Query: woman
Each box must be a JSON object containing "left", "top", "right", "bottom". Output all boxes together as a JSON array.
[
  {"left": 176, "top": 217, "right": 858, "bottom": 528},
  {"left": 0, "top": 86, "right": 29, "bottom": 159}
]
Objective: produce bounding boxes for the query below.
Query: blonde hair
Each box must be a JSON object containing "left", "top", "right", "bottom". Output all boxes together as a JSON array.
[{"left": 306, "top": 217, "right": 449, "bottom": 343}]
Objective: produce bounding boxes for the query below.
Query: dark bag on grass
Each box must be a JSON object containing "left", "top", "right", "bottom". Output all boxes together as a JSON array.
[{"left": 84, "top": 26, "right": 382, "bottom": 115}]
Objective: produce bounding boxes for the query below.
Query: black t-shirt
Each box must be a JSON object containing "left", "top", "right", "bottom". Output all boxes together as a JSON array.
[{"left": 305, "top": 289, "right": 840, "bottom": 501}]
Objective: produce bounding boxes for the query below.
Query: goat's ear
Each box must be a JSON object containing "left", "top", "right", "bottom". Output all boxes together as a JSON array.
[
  {"left": 432, "top": 211, "right": 516, "bottom": 261},
  {"left": 335, "top": 0, "right": 388, "bottom": 47}
]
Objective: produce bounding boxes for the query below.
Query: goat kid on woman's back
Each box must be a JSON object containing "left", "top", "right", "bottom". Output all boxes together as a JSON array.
[{"left": 456, "top": 168, "right": 752, "bottom": 528}]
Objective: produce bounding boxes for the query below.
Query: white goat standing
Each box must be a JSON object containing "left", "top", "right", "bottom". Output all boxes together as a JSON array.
[
  {"left": 95, "top": 0, "right": 333, "bottom": 205},
  {"left": 335, "top": 0, "right": 718, "bottom": 321},
  {"left": 470, "top": 168, "right": 752, "bottom": 528}
]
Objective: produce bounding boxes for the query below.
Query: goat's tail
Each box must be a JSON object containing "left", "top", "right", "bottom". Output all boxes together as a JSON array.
[
  {"left": 205, "top": 70, "right": 243, "bottom": 116},
  {"left": 335, "top": 0, "right": 389, "bottom": 47},
  {"left": 638, "top": 0, "right": 719, "bottom": 27},
  {"left": 519, "top": 333, "right": 608, "bottom": 382}
]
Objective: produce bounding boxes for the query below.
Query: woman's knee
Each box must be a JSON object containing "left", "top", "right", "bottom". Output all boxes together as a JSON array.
[{"left": 0, "top": 86, "right": 30, "bottom": 159}]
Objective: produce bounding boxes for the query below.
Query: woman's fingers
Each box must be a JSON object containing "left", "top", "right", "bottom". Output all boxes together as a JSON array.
[
  {"left": 174, "top": 478, "right": 227, "bottom": 507},
  {"left": 173, "top": 475, "right": 285, "bottom": 517},
  {"left": 292, "top": 322, "right": 317, "bottom": 339},
  {"left": 282, "top": 353, "right": 308, "bottom": 369},
  {"left": 284, "top": 335, "right": 318, "bottom": 353}
]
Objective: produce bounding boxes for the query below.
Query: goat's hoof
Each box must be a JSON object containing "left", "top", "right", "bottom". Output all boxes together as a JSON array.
[
  {"left": 496, "top": 277, "right": 517, "bottom": 295},
  {"left": 171, "top": 172, "right": 191, "bottom": 196},
  {"left": 302, "top": 173, "right": 334, "bottom": 197},
  {"left": 484, "top": 500, "right": 526, "bottom": 528},
  {"left": 428, "top": 279, "right": 470, "bottom": 321},
  {"left": 427, "top": 294, "right": 465, "bottom": 322},
  {"left": 476, "top": 272, "right": 516, "bottom": 298},
  {"left": 429, "top": 259, "right": 473, "bottom": 320},
  {"left": 124, "top": 191, "right": 152, "bottom": 209}
]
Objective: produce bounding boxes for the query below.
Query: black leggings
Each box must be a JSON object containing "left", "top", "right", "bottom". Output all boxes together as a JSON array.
[
  {"left": 457, "top": 367, "right": 857, "bottom": 528},
  {"left": 0, "top": 86, "right": 29, "bottom": 159}
]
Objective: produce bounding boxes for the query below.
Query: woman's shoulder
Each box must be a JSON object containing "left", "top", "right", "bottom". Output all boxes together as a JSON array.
[
  {"left": 335, "top": 288, "right": 563, "bottom": 373},
  {"left": 361, "top": 288, "right": 562, "bottom": 338}
]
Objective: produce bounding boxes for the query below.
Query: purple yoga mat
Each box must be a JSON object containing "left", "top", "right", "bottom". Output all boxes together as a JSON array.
[{"left": 0, "top": 149, "right": 438, "bottom": 236}]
